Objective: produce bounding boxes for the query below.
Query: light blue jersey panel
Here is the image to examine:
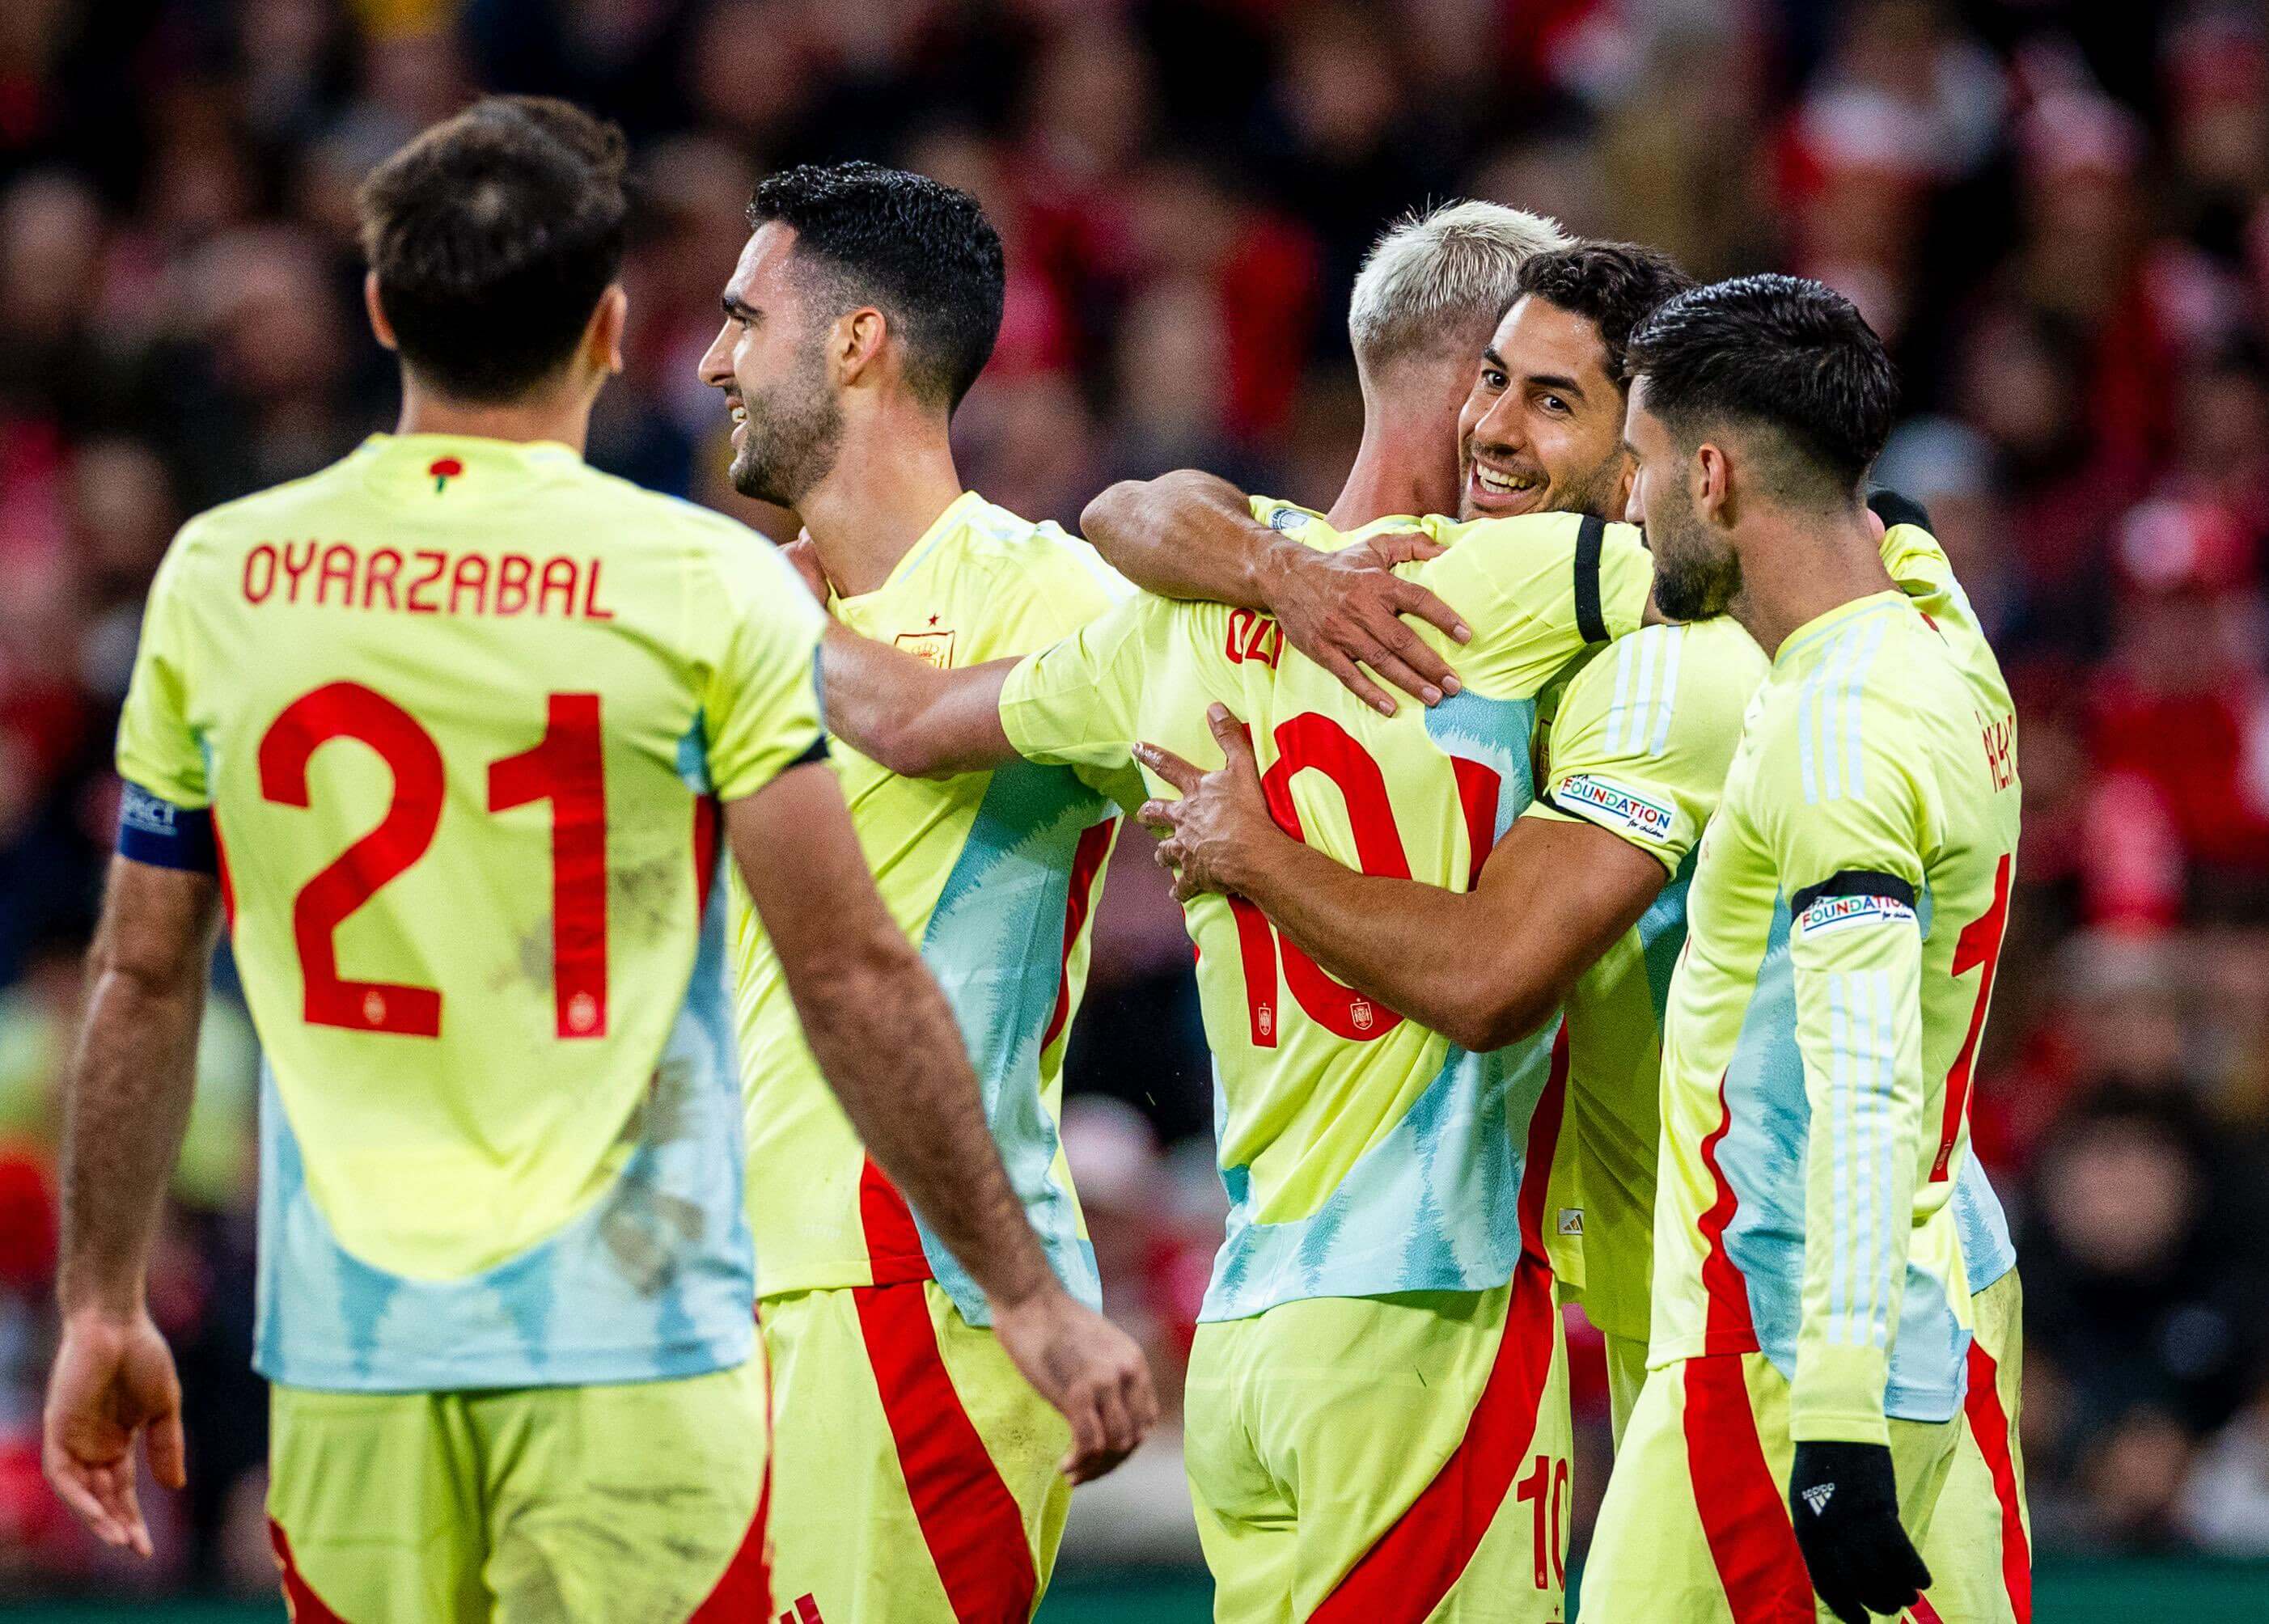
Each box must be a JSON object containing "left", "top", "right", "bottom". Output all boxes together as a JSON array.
[
  {"left": 254, "top": 867, "right": 756, "bottom": 1392},
  {"left": 1715, "top": 897, "right": 1971, "bottom": 1423},
  {"left": 915, "top": 759, "right": 1111, "bottom": 1324},
  {"left": 1201, "top": 689, "right": 1557, "bottom": 1321}
]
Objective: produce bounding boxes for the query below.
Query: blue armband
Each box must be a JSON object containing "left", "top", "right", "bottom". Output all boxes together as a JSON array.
[{"left": 116, "top": 781, "right": 218, "bottom": 873}]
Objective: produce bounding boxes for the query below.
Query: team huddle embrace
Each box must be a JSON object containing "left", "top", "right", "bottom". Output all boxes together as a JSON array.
[{"left": 43, "top": 94, "right": 2029, "bottom": 1624}]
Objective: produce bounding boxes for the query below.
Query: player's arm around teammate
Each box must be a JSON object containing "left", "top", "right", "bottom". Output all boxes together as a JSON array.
[
  {"left": 1082, "top": 471, "right": 1471, "bottom": 717},
  {"left": 723, "top": 761, "right": 1157, "bottom": 1481},
  {"left": 1137, "top": 704, "right": 1666, "bottom": 1054}
]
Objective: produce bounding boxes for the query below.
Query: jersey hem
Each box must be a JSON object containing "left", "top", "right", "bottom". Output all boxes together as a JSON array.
[{"left": 254, "top": 1324, "right": 753, "bottom": 1394}]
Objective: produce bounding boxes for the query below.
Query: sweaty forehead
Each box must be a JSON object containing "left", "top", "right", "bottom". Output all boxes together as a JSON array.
[
  {"left": 1496, "top": 295, "right": 1611, "bottom": 387},
  {"left": 726, "top": 221, "right": 804, "bottom": 306}
]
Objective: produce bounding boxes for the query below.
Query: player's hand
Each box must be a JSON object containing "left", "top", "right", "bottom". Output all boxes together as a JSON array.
[
  {"left": 779, "top": 529, "right": 829, "bottom": 604},
  {"left": 990, "top": 1288, "right": 1158, "bottom": 1484},
  {"left": 1788, "top": 1440, "right": 1931, "bottom": 1624},
  {"left": 43, "top": 1309, "right": 186, "bottom": 1558},
  {"left": 1255, "top": 531, "right": 1468, "bottom": 717},
  {"left": 1136, "top": 704, "right": 1280, "bottom": 903}
]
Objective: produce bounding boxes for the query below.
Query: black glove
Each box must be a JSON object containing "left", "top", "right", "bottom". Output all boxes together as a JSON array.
[{"left": 1788, "top": 1440, "right": 1932, "bottom": 1624}]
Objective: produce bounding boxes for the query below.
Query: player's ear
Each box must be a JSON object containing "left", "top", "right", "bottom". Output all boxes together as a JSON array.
[
  {"left": 586, "top": 284, "right": 629, "bottom": 378},
  {"left": 1693, "top": 442, "right": 1733, "bottom": 529},
  {"left": 363, "top": 273, "right": 397, "bottom": 353},
  {"left": 836, "top": 307, "right": 887, "bottom": 390}
]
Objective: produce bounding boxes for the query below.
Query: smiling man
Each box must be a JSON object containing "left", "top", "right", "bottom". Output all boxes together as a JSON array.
[{"left": 696, "top": 161, "right": 1155, "bottom": 1623}]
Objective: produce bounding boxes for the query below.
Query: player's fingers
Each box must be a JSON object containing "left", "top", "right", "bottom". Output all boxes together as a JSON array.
[
  {"left": 44, "top": 1449, "right": 125, "bottom": 1547},
  {"left": 1204, "top": 704, "right": 1257, "bottom": 770},
  {"left": 1322, "top": 653, "right": 1398, "bottom": 717},
  {"left": 1057, "top": 1389, "right": 1107, "bottom": 1480},
  {"left": 1361, "top": 529, "right": 1444, "bottom": 567},
  {"left": 147, "top": 1406, "right": 187, "bottom": 1493},
  {"left": 1374, "top": 607, "right": 1463, "bottom": 694},
  {"left": 1136, "top": 797, "right": 1180, "bottom": 835},
  {"left": 1132, "top": 741, "right": 1204, "bottom": 793},
  {"left": 108, "top": 1465, "right": 151, "bottom": 1559},
  {"left": 1094, "top": 1377, "right": 1138, "bottom": 1464},
  {"left": 1388, "top": 577, "right": 1471, "bottom": 644},
  {"left": 1360, "top": 650, "right": 1444, "bottom": 707},
  {"left": 1124, "top": 1360, "right": 1161, "bottom": 1436}
]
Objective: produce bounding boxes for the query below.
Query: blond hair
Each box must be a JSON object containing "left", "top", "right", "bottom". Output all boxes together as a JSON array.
[{"left": 1347, "top": 200, "right": 1568, "bottom": 370}]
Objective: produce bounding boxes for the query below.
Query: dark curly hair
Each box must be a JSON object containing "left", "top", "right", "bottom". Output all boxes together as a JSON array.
[
  {"left": 1512, "top": 241, "right": 1696, "bottom": 391},
  {"left": 358, "top": 96, "right": 629, "bottom": 402},
  {"left": 748, "top": 161, "right": 1006, "bottom": 412},
  {"left": 1624, "top": 273, "right": 1899, "bottom": 506}
]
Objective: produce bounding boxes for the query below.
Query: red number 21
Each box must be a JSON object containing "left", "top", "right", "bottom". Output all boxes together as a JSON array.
[{"left": 258, "top": 682, "right": 609, "bottom": 1040}]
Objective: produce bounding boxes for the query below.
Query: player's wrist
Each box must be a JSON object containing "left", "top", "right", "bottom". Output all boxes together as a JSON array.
[{"left": 1245, "top": 530, "right": 1310, "bottom": 615}]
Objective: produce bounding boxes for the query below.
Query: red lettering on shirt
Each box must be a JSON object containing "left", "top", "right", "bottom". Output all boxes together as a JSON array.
[
  {"left": 363, "top": 548, "right": 403, "bottom": 610},
  {"left": 315, "top": 543, "right": 358, "bottom": 607},
  {"left": 278, "top": 539, "right": 318, "bottom": 603},
  {"left": 448, "top": 551, "right": 490, "bottom": 616},
  {"left": 1226, "top": 607, "right": 1284, "bottom": 670},
  {"left": 537, "top": 556, "right": 579, "bottom": 617},
  {"left": 496, "top": 553, "right": 533, "bottom": 615},
  {"left": 581, "top": 558, "right": 616, "bottom": 620},
  {"left": 243, "top": 543, "right": 277, "bottom": 604},
  {"left": 1979, "top": 711, "right": 2016, "bottom": 792},
  {"left": 404, "top": 550, "right": 447, "bottom": 614}
]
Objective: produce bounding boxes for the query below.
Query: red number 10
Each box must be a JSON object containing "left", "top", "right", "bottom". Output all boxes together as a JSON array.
[
  {"left": 257, "top": 681, "right": 609, "bottom": 1040},
  {"left": 1229, "top": 711, "right": 1503, "bottom": 1048}
]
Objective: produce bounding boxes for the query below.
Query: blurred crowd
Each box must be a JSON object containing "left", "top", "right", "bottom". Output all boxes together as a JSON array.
[{"left": 5, "top": 0, "right": 2269, "bottom": 1596}]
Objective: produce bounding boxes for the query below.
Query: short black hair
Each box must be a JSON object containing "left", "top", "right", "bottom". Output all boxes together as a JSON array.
[
  {"left": 1625, "top": 273, "right": 1899, "bottom": 505},
  {"left": 1513, "top": 241, "right": 1696, "bottom": 391},
  {"left": 747, "top": 161, "right": 1005, "bottom": 412},
  {"left": 358, "top": 96, "right": 629, "bottom": 402}
]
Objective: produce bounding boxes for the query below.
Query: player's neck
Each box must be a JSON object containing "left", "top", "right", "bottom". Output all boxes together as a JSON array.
[
  {"left": 1330, "top": 421, "right": 1458, "bottom": 529},
  {"left": 394, "top": 375, "right": 595, "bottom": 455},
  {"left": 797, "top": 430, "right": 965, "bottom": 598},
  {"left": 1729, "top": 506, "right": 1898, "bottom": 658}
]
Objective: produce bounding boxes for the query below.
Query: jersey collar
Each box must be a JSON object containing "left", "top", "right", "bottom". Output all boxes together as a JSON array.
[
  {"left": 1772, "top": 589, "right": 1909, "bottom": 669},
  {"left": 832, "top": 488, "right": 988, "bottom": 609}
]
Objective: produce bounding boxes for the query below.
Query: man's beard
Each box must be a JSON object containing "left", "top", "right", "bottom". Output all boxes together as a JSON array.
[
  {"left": 730, "top": 361, "right": 845, "bottom": 507},
  {"left": 1457, "top": 444, "right": 1628, "bottom": 522},
  {"left": 1649, "top": 504, "right": 1742, "bottom": 620}
]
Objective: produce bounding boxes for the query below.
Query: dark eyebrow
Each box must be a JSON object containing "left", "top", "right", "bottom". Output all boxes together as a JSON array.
[
  {"left": 1481, "top": 346, "right": 1506, "bottom": 370},
  {"left": 1528, "top": 372, "right": 1586, "bottom": 402},
  {"left": 722, "top": 294, "right": 758, "bottom": 323}
]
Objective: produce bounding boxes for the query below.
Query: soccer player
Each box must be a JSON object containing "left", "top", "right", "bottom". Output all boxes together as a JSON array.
[
  {"left": 1109, "top": 254, "right": 2031, "bottom": 1619},
  {"left": 40, "top": 99, "right": 1145, "bottom": 1622},
  {"left": 1112, "top": 240, "right": 1738, "bottom": 1441},
  {"left": 694, "top": 162, "right": 1152, "bottom": 1622},
  {"left": 802, "top": 229, "right": 1653, "bottom": 1621},
  {"left": 1578, "top": 277, "right": 2022, "bottom": 1624}
]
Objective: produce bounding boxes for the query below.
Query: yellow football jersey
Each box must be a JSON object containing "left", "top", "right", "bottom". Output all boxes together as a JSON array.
[
  {"left": 1523, "top": 619, "right": 1767, "bottom": 1343},
  {"left": 1651, "top": 536, "right": 2021, "bottom": 1443},
  {"left": 114, "top": 433, "right": 826, "bottom": 1391},
  {"left": 728, "top": 492, "right": 1132, "bottom": 1319},
  {"left": 1000, "top": 507, "right": 1653, "bottom": 1319}
]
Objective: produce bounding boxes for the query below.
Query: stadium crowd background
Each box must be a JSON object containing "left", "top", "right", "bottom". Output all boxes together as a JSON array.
[{"left": 2, "top": 0, "right": 2269, "bottom": 1599}]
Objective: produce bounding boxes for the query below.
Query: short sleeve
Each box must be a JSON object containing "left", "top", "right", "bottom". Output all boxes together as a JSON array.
[
  {"left": 1525, "top": 622, "right": 1763, "bottom": 873},
  {"left": 116, "top": 535, "right": 211, "bottom": 810},
  {"left": 997, "top": 590, "right": 1181, "bottom": 775},
  {"left": 1408, "top": 514, "right": 1653, "bottom": 696},
  {"left": 702, "top": 543, "right": 829, "bottom": 802}
]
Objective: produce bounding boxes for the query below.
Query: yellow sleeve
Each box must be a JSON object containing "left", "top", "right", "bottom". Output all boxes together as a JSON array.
[
  {"left": 997, "top": 590, "right": 1185, "bottom": 775},
  {"left": 701, "top": 539, "right": 829, "bottom": 803},
  {"left": 1757, "top": 700, "right": 1934, "bottom": 1446},
  {"left": 116, "top": 531, "right": 211, "bottom": 808},
  {"left": 1408, "top": 513, "right": 1653, "bottom": 696},
  {"left": 1525, "top": 621, "right": 1763, "bottom": 872}
]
